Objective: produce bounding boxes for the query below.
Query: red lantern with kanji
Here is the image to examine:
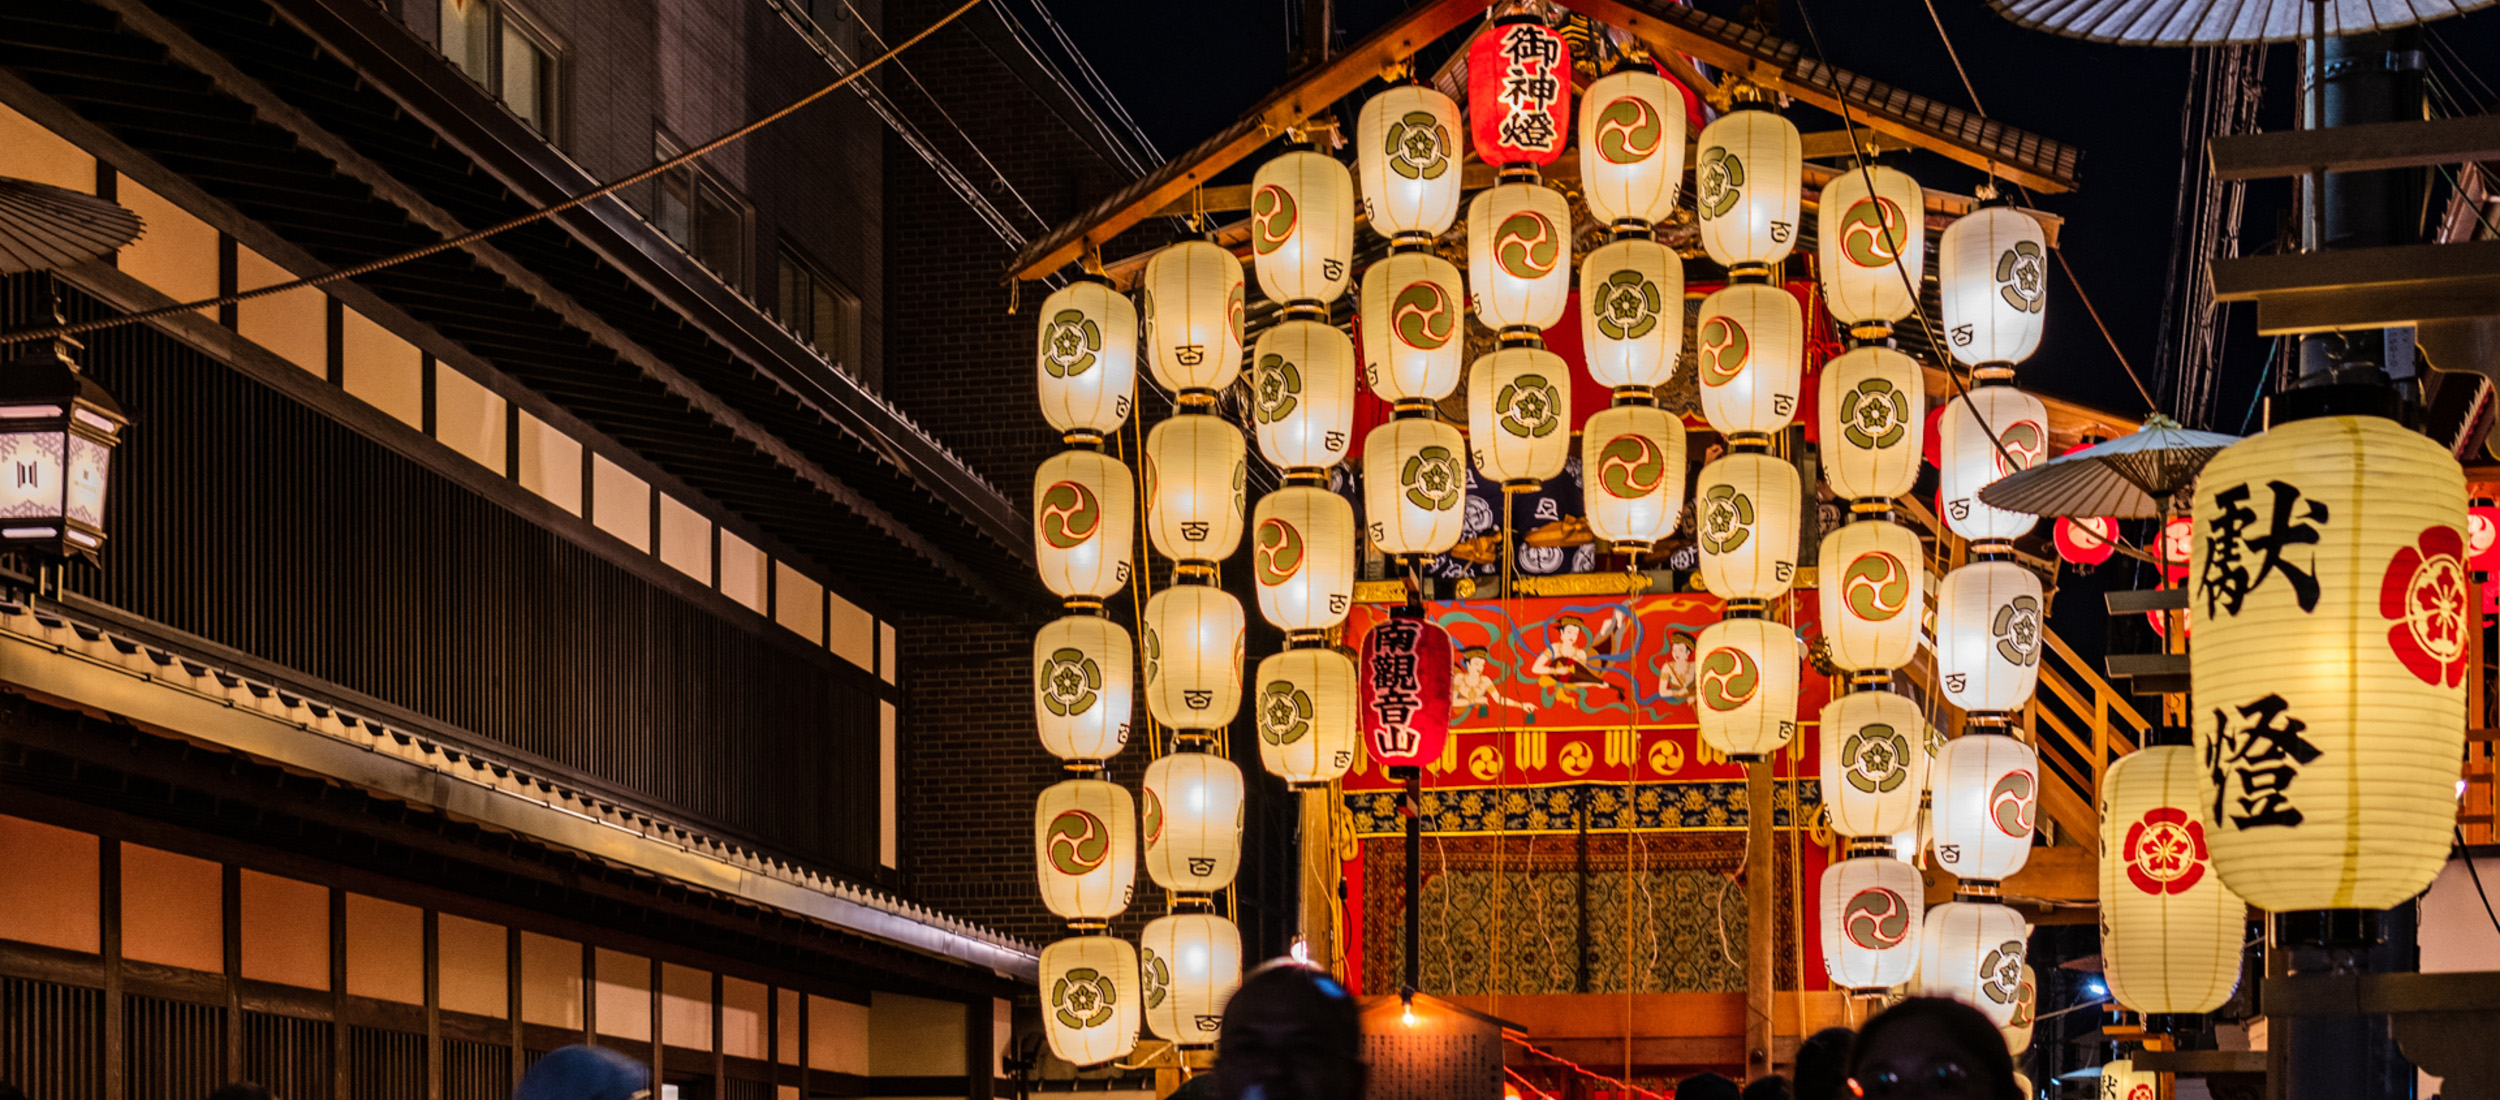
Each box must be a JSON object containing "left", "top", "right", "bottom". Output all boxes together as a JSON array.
[
  {"left": 2055, "top": 516, "right": 2117, "bottom": 569},
  {"left": 1467, "top": 18, "right": 1570, "bottom": 169},
  {"left": 1358, "top": 608, "right": 1453, "bottom": 770}
]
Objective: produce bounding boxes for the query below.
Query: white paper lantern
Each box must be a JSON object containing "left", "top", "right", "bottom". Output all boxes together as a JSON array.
[
  {"left": 1254, "top": 647, "right": 1359, "bottom": 786},
  {"left": 1936, "top": 560, "right": 2045, "bottom": 715},
  {"left": 1041, "top": 935, "right": 1141, "bottom": 1066},
  {"left": 1821, "top": 689, "right": 1930, "bottom": 838},
  {"left": 1820, "top": 518, "right": 1925, "bottom": 673},
  {"left": 1939, "top": 205, "right": 2048, "bottom": 370},
  {"left": 1145, "top": 413, "right": 1246, "bottom": 566},
  {"left": 2099, "top": 1059, "right": 2155, "bottom": 1100},
  {"left": 1035, "top": 449, "right": 1135, "bottom": 606},
  {"left": 1695, "top": 282, "right": 1803, "bottom": 440},
  {"left": 1142, "top": 750, "right": 1245, "bottom": 894},
  {"left": 1693, "top": 617, "right": 1801, "bottom": 757},
  {"left": 1817, "top": 345, "right": 1926, "bottom": 503},
  {"left": 1918, "top": 900, "right": 2032, "bottom": 1026},
  {"left": 1141, "top": 584, "right": 1244, "bottom": 733},
  {"left": 1938, "top": 385, "right": 2049, "bottom": 544},
  {"left": 2191, "top": 414, "right": 2467, "bottom": 912},
  {"left": 1817, "top": 164, "right": 1926, "bottom": 334},
  {"left": 1931, "top": 731, "right": 2039, "bottom": 882},
  {"left": 1696, "top": 452, "right": 1802, "bottom": 601},
  {"left": 1819, "top": 855, "right": 1925, "bottom": 991},
  {"left": 2001, "top": 964, "right": 2037, "bottom": 1054},
  {"left": 1356, "top": 85, "right": 1463, "bottom": 241},
  {"left": 1695, "top": 105, "right": 1802, "bottom": 274},
  {"left": 1251, "top": 319, "right": 1356, "bottom": 473},
  {"left": 1580, "top": 404, "right": 1688, "bottom": 552},
  {"left": 1466, "top": 183, "right": 1571, "bottom": 331},
  {"left": 1578, "top": 70, "right": 1685, "bottom": 229},
  {"left": 1036, "top": 779, "right": 1138, "bottom": 924},
  {"left": 1358, "top": 250, "right": 1466, "bottom": 404},
  {"left": 1580, "top": 238, "right": 1684, "bottom": 391},
  {"left": 1363, "top": 417, "right": 1468, "bottom": 557},
  {"left": 1251, "top": 150, "right": 1355, "bottom": 307},
  {"left": 1467, "top": 346, "right": 1571, "bottom": 490},
  {"left": 1036, "top": 280, "right": 1138, "bottom": 441},
  {"left": 1142, "top": 241, "right": 1245, "bottom": 397},
  {"left": 1139, "top": 912, "right": 1242, "bottom": 1046},
  {"left": 1035, "top": 615, "right": 1133, "bottom": 764},
  {"left": 1253, "top": 486, "right": 1356, "bottom": 635},
  {"left": 2099, "top": 744, "right": 2246, "bottom": 1015}
]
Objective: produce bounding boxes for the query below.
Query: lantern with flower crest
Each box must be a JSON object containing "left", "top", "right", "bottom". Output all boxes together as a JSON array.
[
  {"left": 1363, "top": 417, "right": 1468, "bottom": 557},
  {"left": 1357, "top": 85, "right": 1462, "bottom": 241},
  {"left": 1468, "top": 346, "right": 1571, "bottom": 490},
  {"left": 1818, "top": 346, "right": 1926, "bottom": 503},
  {"left": 1139, "top": 912, "right": 1242, "bottom": 1047},
  {"left": 2099, "top": 741, "right": 2246, "bottom": 1015},
  {"left": 1253, "top": 647, "right": 1358, "bottom": 787},
  {"left": 1820, "top": 689, "right": 1928, "bottom": 838},
  {"left": 1251, "top": 320, "right": 1355, "bottom": 473},
  {"left": 1035, "top": 280, "right": 1136, "bottom": 442},
  {"left": 1142, "top": 241, "right": 1245, "bottom": 398},
  {"left": 2000, "top": 965, "right": 2037, "bottom": 1054},
  {"left": 1580, "top": 238, "right": 1683, "bottom": 391},
  {"left": 1695, "top": 99, "right": 1802, "bottom": 275},
  {"left": 1041, "top": 935, "right": 1140, "bottom": 1066},
  {"left": 1939, "top": 204, "right": 2048, "bottom": 370},
  {"left": 1919, "top": 900, "right": 2032, "bottom": 1027},
  {"left": 2055, "top": 515, "right": 2118, "bottom": 568},
  {"left": 1936, "top": 559, "right": 2045, "bottom": 716},
  {"left": 1034, "top": 615, "right": 1133, "bottom": 765},
  {"left": 1695, "top": 452, "right": 1802, "bottom": 602}
]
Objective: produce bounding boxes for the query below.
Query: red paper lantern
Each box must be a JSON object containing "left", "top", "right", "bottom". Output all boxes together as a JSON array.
[
  {"left": 1358, "top": 609, "right": 1453, "bottom": 770},
  {"left": 2054, "top": 515, "right": 2116, "bottom": 568},
  {"left": 1467, "top": 19, "right": 1570, "bottom": 169},
  {"left": 2160, "top": 515, "right": 2191, "bottom": 585},
  {"left": 2468, "top": 498, "right": 2499, "bottom": 573}
]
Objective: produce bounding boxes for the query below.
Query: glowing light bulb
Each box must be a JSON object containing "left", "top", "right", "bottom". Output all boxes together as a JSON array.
[
  {"left": 1289, "top": 938, "right": 1311, "bottom": 965},
  {"left": 1401, "top": 1000, "right": 1417, "bottom": 1028}
]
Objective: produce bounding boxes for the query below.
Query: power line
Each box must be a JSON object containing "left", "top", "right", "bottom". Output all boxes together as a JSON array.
[{"left": 0, "top": 0, "right": 990, "bottom": 346}]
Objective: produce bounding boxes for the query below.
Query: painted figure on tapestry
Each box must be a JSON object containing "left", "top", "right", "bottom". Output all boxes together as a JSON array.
[
  {"left": 1655, "top": 628, "right": 1698, "bottom": 705},
  {"left": 1530, "top": 608, "right": 1629, "bottom": 705},
  {"left": 1452, "top": 645, "right": 1540, "bottom": 720}
]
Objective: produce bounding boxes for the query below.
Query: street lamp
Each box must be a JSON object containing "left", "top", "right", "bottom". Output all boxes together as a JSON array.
[{"left": 0, "top": 325, "right": 128, "bottom": 564}]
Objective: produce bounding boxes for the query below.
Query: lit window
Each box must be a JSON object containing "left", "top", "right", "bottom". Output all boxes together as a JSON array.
[
  {"left": 438, "top": 0, "right": 560, "bottom": 136},
  {"left": 654, "top": 153, "right": 747, "bottom": 287},
  {"left": 776, "top": 250, "right": 862, "bottom": 380}
]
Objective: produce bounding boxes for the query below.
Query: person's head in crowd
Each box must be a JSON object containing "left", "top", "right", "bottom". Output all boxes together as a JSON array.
[
  {"left": 514, "top": 1044, "right": 650, "bottom": 1100},
  {"left": 1215, "top": 959, "right": 1363, "bottom": 1100},
  {"left": 1675, "top": 1071, "right": 1742, "bottom": 1100},
  {"left": 1741, "top": 1074, "right": 1791, "bottom": 1100},
  {"left": 1792, "top": 1026, "right": 1857, "bottom": 1100},
  {"left": 1846, "top": 998, "right": 2021, "bottom": 1100}
]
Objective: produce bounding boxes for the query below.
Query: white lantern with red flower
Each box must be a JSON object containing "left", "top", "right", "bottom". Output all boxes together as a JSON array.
[
  {"left": 1140, "top": 912, "right": 1243, "bottom": 1046},
  {"left": 1693, "top": 617, "right": 1801, "bottom": 758},
  {"left": 2099, "top": 743, "right": 2246, "bottom": 1015},
  {"left": 1035, "top": 615, "right": 1133, "bottom": 764},
  {"left": 1468, "top": 183, "right": 1572, "bottom": 331},
  {"left": 1142, "top": 241, "right": 1245, "bottom": 398},
  {"left": 1363, "top": 417, "right": 1469, "bottom": 557},
  {"left": 1918, "top": 900, "right": 2032, "bottom": 1026},
  {"left": 1817, "top": 164, "right": 1925, "bottom": 337},
  {"left": 1034, "top": 450, "right": 1135, "bottom": 607},
  {"left": 2190, "top": 413, "right": 2467, "bottom": 912},
  {"left": 1936, "top": 560, "right": 2045, "bottom": 716},
  {"left": 1818, "top": 345, "right": 1926, "bottom": 502},
  {"left": 1931, "top": 731, "right": 2039, "bottom": 882},
  {"left": 1252, "top": 486, "right": 1355, "bottom": 635},
  {"left": 1695, "top": 282, "right": 1803, "bottom": 440},
  {"left": 1580, "top": 404, "right": 1688, "bottom": 553},
  {"left": 1359, "top": 251, "right": 1467, "bottom": 404},
  {"left": 1939, "top": 205, "right": 2048, "bottom": 370},
  {"left": 1036, "top": 778, "right": 1138, "bottom": 924},
  {"left": 1357, "top": 85, "right": 1462, "bottom": 241},
  {"left": 1142, "top": 750, "right": 1245, "bottom": 894},
  {"left": 1142, "top": 584, "right": 1245, "bottom": 731},
  {"left": 1036, "top": 280, "right": 1137, "bottom": 442},
  {"left": 1250, "top": 151, "right": 1354, "bottom": 307},
  {"left": 1041, "top": 935, "right": 1141, "bottom": 1065},
  {"left": 1695, "top": 104, "right": 1802, "bottom": 275},
  {"left": 2100, "top": 1059, "right": 2156, "bottom": 1100},
  {"left": 1467, "top": 18, "right": 1570, "bottom": 169},
  {"left": 1145, "top": 413, "right": 1246, "bottom": 566},
  {"left": 1820, "top": 855, "right": 1925, "bottom": 991},
  {"left": 1578, "top": 70, "right": 1684, "bottom": 230},
  {"left": 1580, "top": 238, "right": 1684, "bottom": 391},
  {"left": 1820, "top": 518, "right": 1925, "bottom": 673},
  {"left": 1253, "top": 647, "right": 1358, "bottom": 787},
  {"left": 1821, "top": 689, "right": 1929, "bottom": 838},
  {"left": 1251, "top": 320, "right": 1356, "bottom": 474},
  {"left": 1938, "top": 385, "right": 2049, "bottom": 544},
  {"left": 1468, "top": 346, "right": 1572, "bottom": 490},
  {"left": 1696, "top": 452, "right": 1803, "bottom": 601}
]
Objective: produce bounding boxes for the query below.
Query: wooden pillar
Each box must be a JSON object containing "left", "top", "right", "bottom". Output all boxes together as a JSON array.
[
  {"left": 1298, "top": 787, "right": 1339, "bottom": 975},
  {"left": 1744, "top": 758, "right": 1775, "bottom": 1083}
]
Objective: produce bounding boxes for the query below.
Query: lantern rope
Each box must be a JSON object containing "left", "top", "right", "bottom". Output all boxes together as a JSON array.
[{"left": 0, "top": 0, "right": 989, "bottom": 346}]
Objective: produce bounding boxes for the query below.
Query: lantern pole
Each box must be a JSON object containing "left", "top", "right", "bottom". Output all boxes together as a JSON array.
[{"left": 1743, "top": 754, "right": 1776, "bottom": 1083}]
